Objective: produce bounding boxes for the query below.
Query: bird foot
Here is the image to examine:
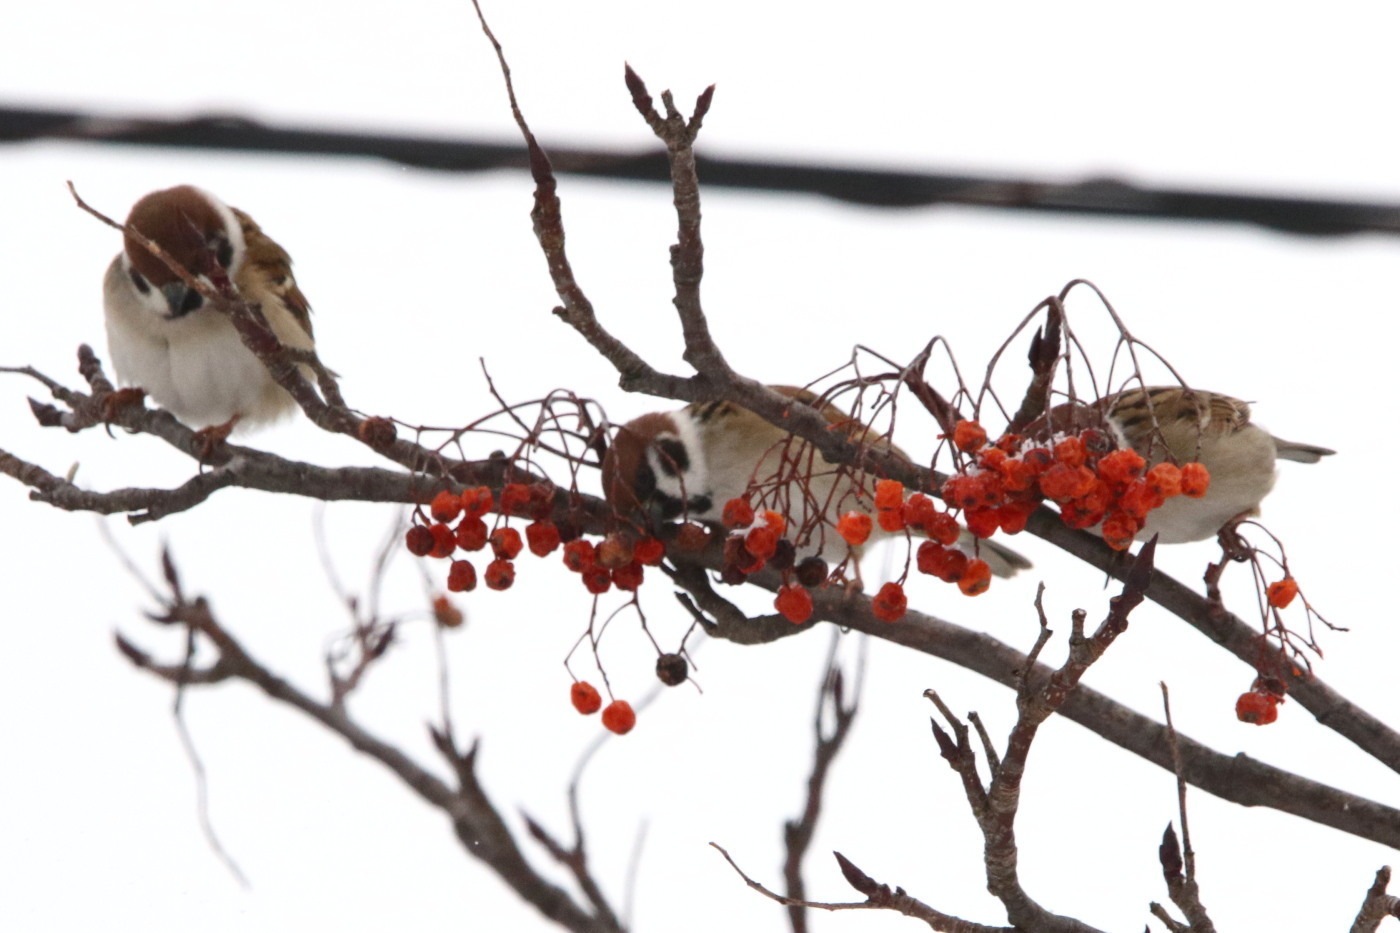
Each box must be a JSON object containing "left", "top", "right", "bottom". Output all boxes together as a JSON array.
[
  {"left": 99, "top": 387, "right": 147, "bottom": 424},
  {"left": 193, "top": 415, "right": 241, "bottom": 460}
]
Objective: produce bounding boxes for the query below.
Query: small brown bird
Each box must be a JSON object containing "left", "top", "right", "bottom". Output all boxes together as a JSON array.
[
  {"left": 602, "top": 386, "right": 1030, "bottom": 577},
  {"left": 1050, "top": 386, "right": 1333, "bottom": 543},
  {"left": 102, "top": 185, "right": 315, "bottom": 431}
]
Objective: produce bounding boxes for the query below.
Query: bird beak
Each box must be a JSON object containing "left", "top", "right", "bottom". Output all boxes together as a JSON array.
[{"left": 159, "top": 281, "right": 204, "bottom": 317}]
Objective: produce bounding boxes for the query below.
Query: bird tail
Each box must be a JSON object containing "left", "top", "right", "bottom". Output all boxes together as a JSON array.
[
  {"left": 961, "top": 532, "right": 1033, "bottom": 578},
  {"left": 1273, "top": 437, "right": 1335, "bottom": 464}
]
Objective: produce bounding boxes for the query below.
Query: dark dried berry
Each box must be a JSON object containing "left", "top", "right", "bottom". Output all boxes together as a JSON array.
[
  {"left": 655, "top": 653, "right": 688, "bottom": 686},
  {"left": 769, "top": 538, "right": 797, "bottom": 572},
  {"left": 795, "top": 556, "right": 829, "bottom": 588}
]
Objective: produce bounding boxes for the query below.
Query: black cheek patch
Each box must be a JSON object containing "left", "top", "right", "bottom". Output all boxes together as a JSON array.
[
  {"left": 654, "top": 437, "right": 690, "bottom": 476},
  {"left": 634, "top": 461, "right": 657, "bottom": 501},
  {"left": 128, "top": 270, "right": 150, "bottom": 294},
  {"left": 177, "top": 289, "right": 204, "bottom": 315}
]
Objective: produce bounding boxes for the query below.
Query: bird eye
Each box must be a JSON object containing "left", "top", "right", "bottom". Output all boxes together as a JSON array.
[
  {"left": 211, "top": 235, "right": 233, "bottom": 269},
  {"left": 128, "top": 269, "right": 150, "bottom": 294}
]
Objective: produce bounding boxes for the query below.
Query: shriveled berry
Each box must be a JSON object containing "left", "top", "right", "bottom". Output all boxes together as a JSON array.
[
  {"left": 837, "top": 511, "right": 873, "bottom": 547},
  {"left": 455, "top": 516, "right": 489, "bottom": 551},
  {"left": 525, "top": 520, "right": 562, "bottom": 556},
  {"left": 431, "top": 489, "right": 462, "bottom": 523},
  {"left": 460, "top": 486, "right": 494, "bottom": 519},
  {"left": 356, "top": 416, "right": 397, "bottom": 449},
  {"left": 952, "top": 419, "right": 987, "bottom": 453},
  {"left": 570, "top": 681, "right": 602, "bottom": 715},
  {"left": 432, "top": 594, "right": 463, "bottom": 628},
  {"left": 723, "top": 535, "right": 765, "bottom": 575},
  {"left": 877, "top": 508, "right": 906, "bottom": 533},
  {"left": 563, "top": 539, "right": 596, "bottom": 573},
  {"left": 1235, "top": 690, "right": 1280, "bottom": 725},
  {"left": 428, "top": 523, "right": 457, "bottom": 559},
  {"left": 775, "top": 583, "right": 814, "bottom": 624},
  {"left": 634, "top": 536, "right": 666, "bottom": 566},
  {"left": 499, "top": 483, "right": 531, "bottom": 515},
  {"left": 721, "top": 497, "right": 755, "bottom": 528},
  {"left": 612, "top": 560, "right": 644, "bottom": 591},
  {"left": 655, "top": 653, "right": 688, "bottom": 686},
  {"left": 795, "top": 556, "right": 829, "bottom": 588},
  {"left": 871, "top": 582, "right": 907, "bottom": 622},
  {"left": 875, "top": 479, "right": 905, "bottom": 511},
  {"left": 484, "top": 559, "right": 515, "bottom": 590},
  {"left": 602, "top": 700, "right": 636, "bottom": 735},
  {"left": 446, "top": 560, "right": 477, "bottom": 592},
  {"left": 769, "top": 538, "right": 797, "bottom": 572},
  {"left": 1180, "top": 462, "right": 1211, "bottom": 498},
  {"left": 957, "top": 558, "right": 992, "bottom": 596},
  {"left": 719, "top": 564, "right": 747, "bottom": 586},
  {"left": 490, "top": 527, "right": 524, "bottom": 560},
  {"left": 675, "top": 522, "right": 711, "bottom": 551},
  {"left": 405, "top": 525, "right": 434, "bottom": 557},
  {"left": 582, "top": 566, "right": 612, "bottom": 594},
  {"left": 596, "top": 533, "right": 635, "bottom": 569},
  {"left": 1266, "top": 578, "right": 1299, "bottom": 609}
]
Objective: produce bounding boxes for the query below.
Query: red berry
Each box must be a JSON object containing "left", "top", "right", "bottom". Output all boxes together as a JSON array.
[
  {"left": 484, "top": 559, "right": 515, "bottom": 590},
  {"left": 938, "top": 548, "right": 970, "bottom": 584},
  {"left": 571, "top": 681, "right": 602, "bottom": 715},
  {"left": 875, "top": 479, "right": 905, "bottom": 511},
  {"left": 1053, "top": 436, "right": 1087, "bottom": 467},
  {"left": 957, "top": 558, "right": 992, "bottom": 596},
  {"left": 995, "top": 500, "right": 1037, "bottom": 535},
  {"left": 499, "top": 483, "right": 531, "bottom": 515},
  {"left": 432, "top": 595, "right": 463, "bottom": 628},
  {"left": 405, "top": 525, "right": 434, "bottom": 557},
  {"left": 1118, "top": 479, "right": 1165, "bottom": 520},
  {"left": 1266, "top": 578, "right": 1299, "bottom": 609},
  {"left": 916, "top": 540, "right": 948, "bottom": 576},
  {"left": 1180, "top": 462, "right": 1211, "bottom": 498},
  {"left": 837, "top": 511, "right": 873, "bottom": 547},
  {"left": 1039, "top": 463, "right": 1097, "bottom": 502},
  {"left": 877, "top": 508, "right": 906, "bottom": 533},
  {"left": 460, "top": 486, "right": 494, "bottom": 519},
  {"left": 446, "top": 560, "right": 477, "bottom": 592},
  {"left": 723, "top": 534, "right": 765, "bottom": 575},
  {"left": 602, "top": 699, "right": 637, "bottom": 735},
  {"left": 1022, "top": 447, "right": 1054, "bottom": 474},
  {"left": 1235, "top": 690, "right": 1280, "bottom": 725},
  {"left": 722, "top": 497, "right": 755, "bottom": 528},
  {"left": 871, "top": 582, "right": 907, "bottom": 622},
  {"left": 428, "top": 523, "right": 457, "bottom": 559},
  {"left": 926, "top": 511, "right": 961, "bottom": 546},
  {"left": 996, "top": 457, "right": 1037, "bottom": 493},
  {"left": 563, "top": 539, "right": 596, "bottom": 573},
  {"left": 454, "top": 516, "right": 489, "bottom": 551},
  {"left": 1100, "top": 511, "right": 1141, "bottom": 551},
  {"left": 952, "top": 420, "right": 987, "bottom": 453},
  {"left": 1145, "top": 462, "right": 1183, "bottom": 498},
  {"left": 745, "top": 525, "right": 780, "bottom": 562},
  {"left": 1096, "top": 448, "right": 1147, "bottom": 486},
  {"left": 581, "top": 566, "right": 612, "bottom": 594},
  {"left": 490, "top": 527, "right": 524, "bottom": 560},
  {"left": 527, "top": 482, "right": 555, "bottom": 520},
  {"left": 963, "top": 507, "right": 999, "bottom": 539},
  {"left": 901, "top": 493, "right": 938, "bottom": 530},
  {"left": 633, "top": 536, "right": 666, "bottom": 566},
  {"left": 775, "top": 583, "right": 814, "bottom": 624},
  {"left": 525, "top": 521, "right": 562, "bottom": 556},
  {"left": 760, "top": 510, "right": 788, "bottom": 539},
  {"left": 430, "top": 489, "right": 462, "bottom": 523},
  {"left": 612, "top": 561, "right": 645, "bottom": 591}
]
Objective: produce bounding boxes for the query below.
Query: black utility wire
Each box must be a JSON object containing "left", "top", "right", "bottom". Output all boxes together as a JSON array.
[{"left": 4, "top": 105, "right": 1399, "bottom": 237}]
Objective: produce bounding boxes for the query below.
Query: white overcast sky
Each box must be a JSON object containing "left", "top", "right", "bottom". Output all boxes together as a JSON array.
[{"left": 2, "top": 3, "right": 1398, "bottom": 932}]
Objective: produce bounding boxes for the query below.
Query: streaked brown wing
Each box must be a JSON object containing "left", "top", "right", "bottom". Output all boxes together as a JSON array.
[{"left": 231, "top": 206, "right": 314, "bottom": 339}]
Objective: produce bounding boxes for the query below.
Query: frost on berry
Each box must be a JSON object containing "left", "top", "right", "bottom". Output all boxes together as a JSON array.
[
  {"left": 721, "top": 497, "right": 755, "bottom": 528},
  {"left": 836, "top": 511, "right": 873, "bottom": 547},
  {"left": 484, "top": 558, "right": 515, "bottom": 591},
  {"left": 570, "top": 680, "right": 602, "bottom": 715},
  {"left": 871, "top": 582, "right": 907, "bottom": 622},
  {"left": 1266, "top": 578, "right": 1299, "bottom": 609},
  {"left": 775, "top": 582, "right": 814, "bottom": 624},
  {"left": 432, "top": 594, "right": 463, "bottom": 628},
  {"left": 405, "top": 525, "right": 435, "bottom": 557},
  {"left": 447, "top": 560, "right": 477, "bottom": 592},
  {"left": 430, "top": 489, "right": 463, "bottom": 524},
  {"left": 655, "top": 653, "right": 688, "bottom": 686},
  {"left": 601, "top": 699, "right": 637, "bottom": 735}
]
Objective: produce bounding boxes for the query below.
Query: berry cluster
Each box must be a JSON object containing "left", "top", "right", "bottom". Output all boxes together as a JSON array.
[
  {"left": 940, "top": 420, "right": 1210, "bottom": 552},
  {"left": 713, "top": 499, "right": 832, "bottom": 624}
]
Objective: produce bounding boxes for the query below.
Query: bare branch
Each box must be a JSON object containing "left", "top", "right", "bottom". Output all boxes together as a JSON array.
[{"left": 1351, "top": 867, "right": 1400, "bottom": 933}]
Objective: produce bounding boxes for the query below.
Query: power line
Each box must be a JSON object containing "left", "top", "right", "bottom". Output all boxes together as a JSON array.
[{"left": 4, "top": 104, "right": 1399, "bottom": 237}]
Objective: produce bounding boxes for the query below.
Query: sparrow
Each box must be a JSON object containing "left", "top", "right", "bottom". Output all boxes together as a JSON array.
[
  {"left": 1046, "top": 386, "right": 1334, "bottom": 543},
  {"left": 102, "top": 185, "right": 315, "bottom": 432},
  {"left": 602, "top": 386, "right": 1030, "bottom": 577}
]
